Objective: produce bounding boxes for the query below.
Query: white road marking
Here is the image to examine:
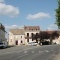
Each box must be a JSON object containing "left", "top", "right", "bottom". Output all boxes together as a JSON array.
[
  {"left": 39, "top": 51, "right": 43, "bottom": 53},
  {"left": 0, "top": 46, "right": 39, "bottom": 56},
  {"left": 45, "top": 50, "right": 49, "bottom": 52},
  {"left": 24, "top": 51, "right": 27, "bottom": 53},
  {"left": 51, "top": 50, "right": 54, "bottom": 51},
  {"left": 11, "top": 54, "right": 28, "bottom": 60},
  {"left": 0, "top": 52, "right": 14, "bottom": 55},
  {"left": 31, "top": 51, "right": 34, "bottom": 53}
]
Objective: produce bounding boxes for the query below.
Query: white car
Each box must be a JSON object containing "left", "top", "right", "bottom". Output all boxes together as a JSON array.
[
  {"left": 0, "top": 42, "right": 8, "bottom": 48},
  {"left": 28, "top": 42, "right": 38, "bottom": 46}
]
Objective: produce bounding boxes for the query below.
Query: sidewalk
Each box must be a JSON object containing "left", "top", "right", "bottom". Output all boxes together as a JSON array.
[{"left": 53, "top": 53, "right": 60, "bottom": 60}]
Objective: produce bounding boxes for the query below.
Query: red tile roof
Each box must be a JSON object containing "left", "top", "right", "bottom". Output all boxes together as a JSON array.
[{"left": 24, "top": 26, "right": 40, "bottom": 31}]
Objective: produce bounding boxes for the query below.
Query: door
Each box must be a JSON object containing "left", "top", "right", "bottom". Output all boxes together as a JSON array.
[{"left": 16, "top": 40, "right": 18, "bottom": 45}]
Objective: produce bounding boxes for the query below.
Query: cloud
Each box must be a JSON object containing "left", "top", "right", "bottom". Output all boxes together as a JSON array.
[
  {"left": 26, "top": 12, "right": 51, "bottom": 20},
  {"left": 5, "top": 25, "right": 18, "bottom": 29},
  {"left": 0, "top": 3, "right": 19, "bottom": 17},
  {"left": 47, "top": 24, "right": 58, "bottom": 30},
  {"left": 5, "top": 25, "right": 24, "bottom": 29},
  {"left": 0, "top": 0, "right": 4, "bottom": 3}
]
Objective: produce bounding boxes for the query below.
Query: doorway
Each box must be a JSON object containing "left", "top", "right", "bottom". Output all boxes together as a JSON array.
[
  {"left": 21, "top": 40, "right": 23, "bottom": 43},
  {"left": 16, "top": 40, "right": 18, "bottom": 45}
]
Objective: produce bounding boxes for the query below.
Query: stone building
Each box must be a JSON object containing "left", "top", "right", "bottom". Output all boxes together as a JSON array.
[{"left": 9, "top": 26, "right": 40, "bottom": 46}]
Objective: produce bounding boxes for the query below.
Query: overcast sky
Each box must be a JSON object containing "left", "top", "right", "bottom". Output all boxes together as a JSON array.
[{"left": 0, "top": 0, "right": 58, "bottom": 31}]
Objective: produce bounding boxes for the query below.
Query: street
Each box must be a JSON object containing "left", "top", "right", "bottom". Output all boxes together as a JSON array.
[{"left": 0, "top": 45, "right": 60, "bottom": 60}]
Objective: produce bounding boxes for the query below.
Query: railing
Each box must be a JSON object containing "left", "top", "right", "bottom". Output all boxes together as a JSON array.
[{"left": 25, "top": 37, "right": 32, "bottom": 39}]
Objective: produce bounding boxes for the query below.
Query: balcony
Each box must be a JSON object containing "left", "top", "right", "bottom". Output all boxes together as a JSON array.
[{"left": 25, "top": 37, "right": 32, "bottom": 39}]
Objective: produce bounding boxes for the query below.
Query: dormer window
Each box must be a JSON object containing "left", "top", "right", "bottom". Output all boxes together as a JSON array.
[
  {"left": 32, "top": 29, "right": 33, "bottom": 30},
  {"left": 36, "top": 29, "right": 37, "bottom": 30}
]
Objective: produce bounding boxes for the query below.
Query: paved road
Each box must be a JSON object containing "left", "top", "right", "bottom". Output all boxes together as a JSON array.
[{"left": 0, "top": 45, "right": 60, "bottom": 60}]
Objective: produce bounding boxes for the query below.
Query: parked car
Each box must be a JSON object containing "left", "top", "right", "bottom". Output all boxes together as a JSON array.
[
  {"left": 0, "top": 42, "right": 8, "bottom": 48},
  {"left": 28, "top": 41, "right": 38, "bottom": 46}
]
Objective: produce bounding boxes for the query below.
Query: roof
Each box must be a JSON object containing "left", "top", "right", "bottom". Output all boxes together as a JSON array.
[
  {"left": 10, "top": 29, "right": 24, "bottom": 35},
  {"left": 24, "top": 26, "right": 40, "bottom": 31},
  {"left": 46, "top": 31, "right": 55, "bottom": 34},
  {"left": 0, "top": 23, "right": 5, "bottom": 32},
  {"left": 42, "top": 30, "right": 58, "bottom": 34}
]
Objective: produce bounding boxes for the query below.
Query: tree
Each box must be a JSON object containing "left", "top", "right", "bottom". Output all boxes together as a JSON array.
[
  {"left": 33, "top": 31, "right": 50, "bottom": 44},
  {"left": 55, "top": 0, "right": 60, "bottom": 29},
  {"left": 49, "top": 31, "right": 59, "bottom": 44}
]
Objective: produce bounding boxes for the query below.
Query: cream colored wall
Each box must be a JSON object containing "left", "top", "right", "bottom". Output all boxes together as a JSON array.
[
  {"left": 25, "top": 31, "right": 40, "bottom": 37},
  {"left": 9, "top": 30, "right": 40, "bottom": 45},
  {"left": 14, "top": 35, "right": 25, "bottom": 45},
  {"left": 25, "top": 31, "right": 40, "bottom": 45},
  {"left": 9, "top": 32, "right": 15, "bottom": 46},
  {"left": 53, "top": 36, "right": 60, "bottom": 44},
  {"left": 9, "top": 32, "right": 25, "bottom": 46}
]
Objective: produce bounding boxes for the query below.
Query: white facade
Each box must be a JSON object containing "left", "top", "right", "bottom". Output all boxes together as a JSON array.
[
  {"left": 53, "top": 36, "right": 60, "bottom": 44},
  {"left": 9, "top": 26, "right": 40, "bottom": 46},
  {"left": 9, "top": 32, "right": 15, "bottom": 45},
  {"left": 9, "top": 32, "right": 25, "bottom": 46},
  {"left": 25, "top": 31, "right": 40, "bottom": 45}
]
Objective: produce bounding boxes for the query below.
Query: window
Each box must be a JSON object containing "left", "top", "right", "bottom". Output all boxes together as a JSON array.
[
  {"left": 11, "top": 39, "right": 12, "bottom": 42},
  {"left": 36, "top": 33, "right": 38, "bottom": 35},
  {"left": 32, "top": 29, "right": 33, "bottom": 31},
  {"left": 31, "top": 33, "right": 33, "bottom": 37},
  {"left": 27, "top": 33, "right": 29, "bottom": 37},
  {"left": 36, "top": 29, "right": 37, "bottom": 30},
  {"left": 21, "top": 40, "right": 23, "bottom": 43},
  {"left": 27, "top": 39, "right": 29, "bottom": 42},
  {"left": 21, "top": 36, "right": 22, "bottom": 38},
  {"left": 31, "top": 33, "right": 33, "bottom": 41}
]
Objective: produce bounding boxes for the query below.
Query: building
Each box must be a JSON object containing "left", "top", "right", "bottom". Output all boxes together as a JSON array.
[
  {"left": 9, "top": 26, "right": 40, "bottom": 46},
  {"left": 53, "top": 31, "right": 60, "bottom": 44},
  {"left": 0, "top": 23, "right": 6, "bottom": 43},
  {"left": 24, "top": 26, "right": 40, "bottom": 45},
  {"left": 9, "top": 29, "right": 25, "bottom": 46}
]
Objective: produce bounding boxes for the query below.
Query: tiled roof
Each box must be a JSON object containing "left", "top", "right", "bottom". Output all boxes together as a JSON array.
[
  {"left": 46, "top": 31, "right": 55, "bottom": 34},
  {"left": 24, "top": 26, "right": 40, "bottom": 31},
  {"left": 10, "top": 29, "right": 24, "bottom": 35},
  {"left": 42, "top": 30, "right": 59, "bottom": 34}
]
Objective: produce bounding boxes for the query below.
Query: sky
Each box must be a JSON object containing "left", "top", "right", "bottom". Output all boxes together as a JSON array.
[{"left": 0, "top": 0, "right": 59, "bottom": 32}]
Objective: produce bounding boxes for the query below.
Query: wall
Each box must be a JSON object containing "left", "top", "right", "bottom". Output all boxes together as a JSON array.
[
  {"left": 25, "top": 31, "right": 40, "bottom": 45},
  {"left": 0, "top": 29, "right": 5, "bottom": 41},
  {"left": 53, "top": 36, "right": 60, "bottom": 44},
  {"left": 9, "top": 32, "right": 25, "bottom": 46},
  {"left": 9, "top": 32, "right": 15, "bottom": 46}
]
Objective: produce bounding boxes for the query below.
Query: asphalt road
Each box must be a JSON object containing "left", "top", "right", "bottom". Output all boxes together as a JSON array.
[{"left": 0, "top": 45, "right": 60, "bottom": 60}]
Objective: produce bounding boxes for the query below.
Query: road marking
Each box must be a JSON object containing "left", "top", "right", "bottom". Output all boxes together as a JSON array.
[
  {"left": 0, "top": 52, "right": 13, "bottom": 55},
  {"left": 39, "top": 51, "right": 43, "bottom": 53},
  {"left": 51, "top": 50, "right": 54, "bottom": 51},
  {"left": 0, "top": 46, "right": 39, "bottom": 56},
  {"left": 24, "top": 51, "right": 27, "bottom": 53},
  {"left": 11, "top": 54, "right": 28, "bottom": 60},
  {"left": 45, "top": 50, "right": 49, "bottom": 52},
  {"left": 31, "top": 51, "right": 34, "bottom": 53}
]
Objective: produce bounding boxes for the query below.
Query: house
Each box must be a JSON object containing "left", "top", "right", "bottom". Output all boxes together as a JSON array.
[
  {"left": 9, "top": 29, "right": 25, "bottom": 46},
  {"left": 52, "top": 31, "right": 60, "bottom": 44},
  {"left": 39, "top": 30, "right": 60, "bottom": 45},
  {"left": 8, "top": 26, "right": 40, "bottom": 46},
  {"left": 24, "top": 26, "right": 40, "bottom": 45},
  {"left": 0, "top": 23, "right": 7, "bottom": 46}
]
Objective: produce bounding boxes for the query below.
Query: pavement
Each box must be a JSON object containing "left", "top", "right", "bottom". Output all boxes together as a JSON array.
[
  {"left": 53, "top": 49, "right": 60, "bottom": 60},
  {"left": 0, "top": 45, "right": 60, "bottom": 60}
]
